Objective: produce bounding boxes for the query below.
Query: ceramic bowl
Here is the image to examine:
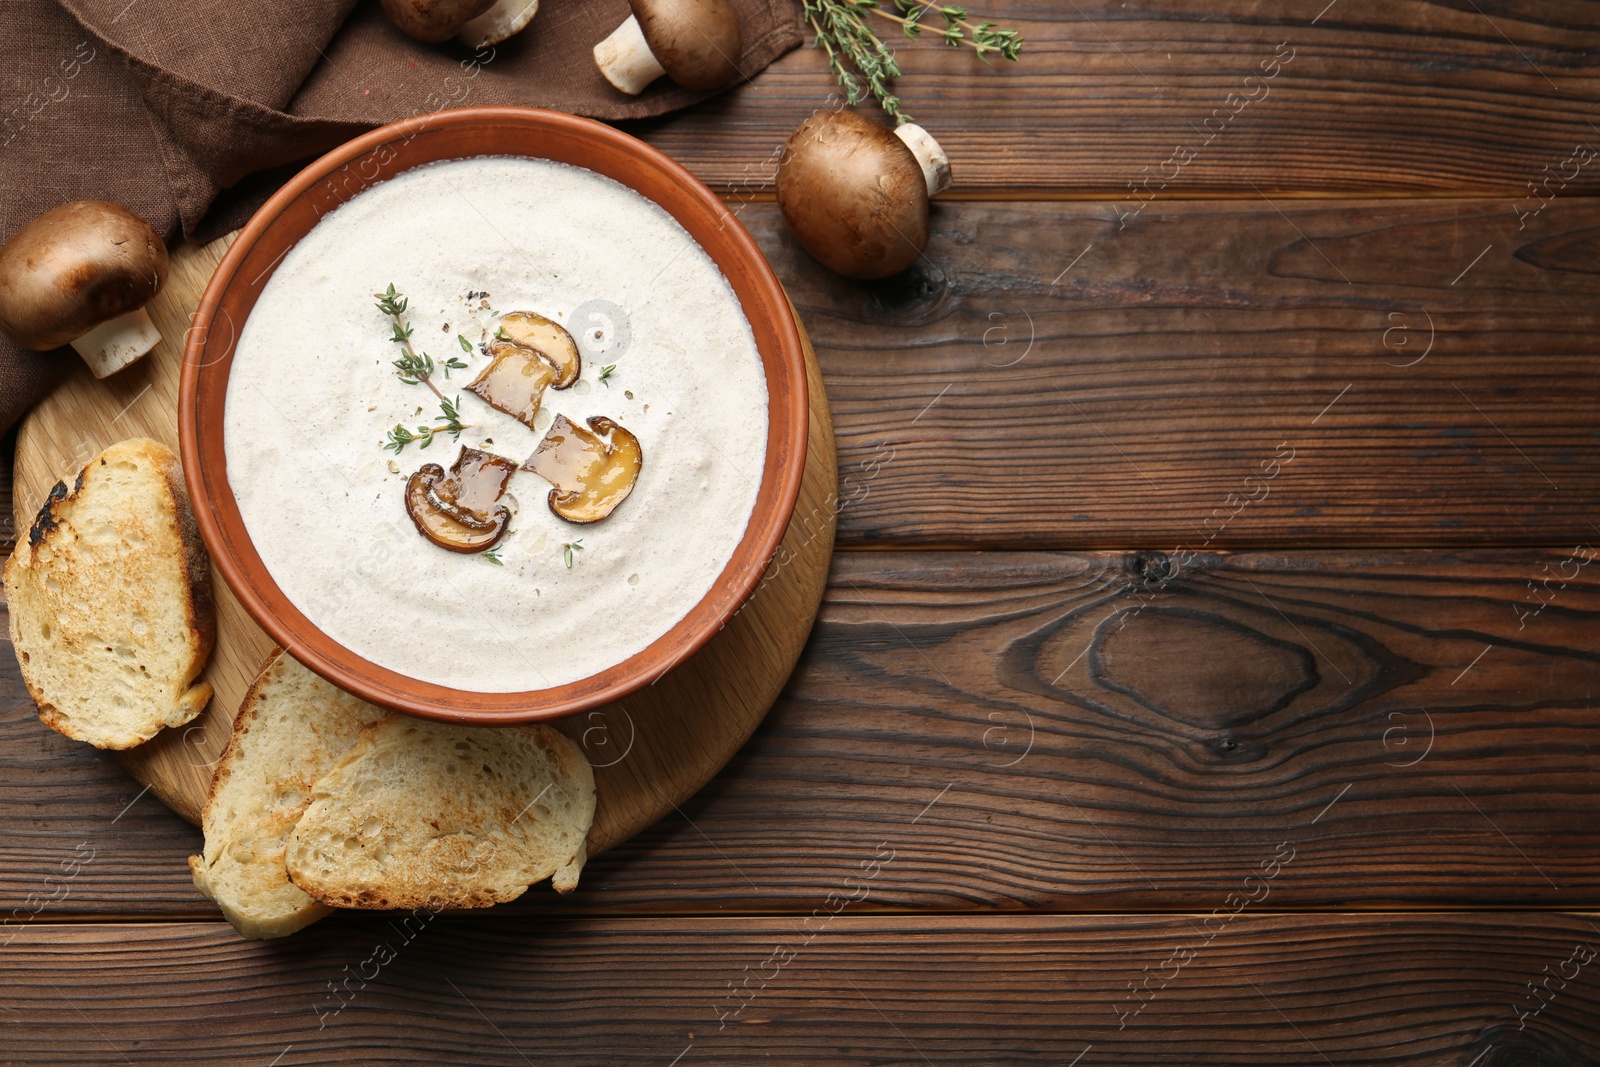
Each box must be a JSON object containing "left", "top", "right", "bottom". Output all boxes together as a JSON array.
[{"left": 179, "top": 107, "right": 808, "bottom": 724}]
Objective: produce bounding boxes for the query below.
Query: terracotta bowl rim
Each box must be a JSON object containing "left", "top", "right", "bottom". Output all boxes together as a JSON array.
[{"left": 178, "top": 106, "right": 808, "bottom": 725}]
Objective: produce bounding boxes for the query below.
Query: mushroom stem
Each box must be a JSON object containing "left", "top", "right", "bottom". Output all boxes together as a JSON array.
[
  {"left": 69, "top": 307, "right": 161, "bottom": 379},
  {"left": 457, "top": 0, "right": 539, "bottom": 48},
  {"left": 594, "top": 14, "right": 666, "bottom": 95},
  {"left": 894, "top": 123, "right": 953, "bottom": 197}
]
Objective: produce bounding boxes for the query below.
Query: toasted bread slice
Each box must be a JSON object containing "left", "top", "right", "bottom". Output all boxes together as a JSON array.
[
  {"left": 189, "top": 649, "right": 388, "bottom": 939},
  {"left": 4, "top": 438, "right": 215, "bottom": 749},
  {"left": 286, "top": 715, "right": 595, "bottom": 910}
]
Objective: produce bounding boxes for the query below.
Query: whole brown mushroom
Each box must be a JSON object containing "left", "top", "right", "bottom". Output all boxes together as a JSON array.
[
  {"left": 0, "top": 200, "right": 169, "bottom": 378},
  {"left": 380, "top": 0, "right": 496, "bottom": 43},
  {"left": 775, "top": 110, "right": 952, "bottom": 280},
  {"left": 593, "top": 0, "right": 742, "bottom": 95}
]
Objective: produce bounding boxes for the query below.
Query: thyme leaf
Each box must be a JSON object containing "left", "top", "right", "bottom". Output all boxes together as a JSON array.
[
  {"left": 385, "top": 395, "right": 467, "bottom": 453},
  {"left": 377, "top": 283, "right": 450, "bottom": 401},
  {"left": 378, "top": 285, "right": 472, "bottom": 452}
]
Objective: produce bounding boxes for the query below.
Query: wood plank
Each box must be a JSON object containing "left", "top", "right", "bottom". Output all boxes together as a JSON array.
[
  {"left": 3, "top": 914, "right": 1597, "bottom": 1063},
  {"left": 5, "top": 549, "right": 1599, "bottom": 918},
  {"left": 631, "top": 0, "right": 1600, "bottom": 195},
  {"left": 755, "top": 196, "right": 1600, "bottom": 547}
]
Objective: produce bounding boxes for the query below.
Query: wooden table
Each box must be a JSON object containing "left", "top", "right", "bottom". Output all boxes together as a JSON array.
[{"left": 4, "top": 5, "right": 1599, "bottom": 1062}]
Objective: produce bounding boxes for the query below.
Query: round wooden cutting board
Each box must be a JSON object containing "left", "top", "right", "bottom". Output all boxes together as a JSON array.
[{"left": 12, "top": 233, "right": 836, "bottom": 858}]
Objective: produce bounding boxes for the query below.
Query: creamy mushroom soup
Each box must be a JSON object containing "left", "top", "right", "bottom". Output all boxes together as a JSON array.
[{"left": 224, "top": 156, "right": 769, "bottom": 691}]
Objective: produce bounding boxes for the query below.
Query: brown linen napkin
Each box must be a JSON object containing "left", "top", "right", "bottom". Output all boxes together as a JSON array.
[{"left": 0, "top": 0, "right": 804, "bottom": 434}]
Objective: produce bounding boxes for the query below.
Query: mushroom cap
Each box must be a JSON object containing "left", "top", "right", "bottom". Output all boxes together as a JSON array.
[
  {"left": 523, "top": 414, "right": 642, "bottom": 525},
  {"left": 630, "top": 0, "right": 742, "bottom": 91},
  {"left": 498, "top": 310, "right": 581, "bottom": 388},
  {"left": 775, "top": 110, "right": 929, "bottom": 280},
  {"left": 380, "top": 0, "right": 497, "bottom": 43},
  {"left": 405, "top": 461, "right": 512, "bottom": 553},
  {"left": 0, "top": 200, "right": 168, "bottom": 351}
]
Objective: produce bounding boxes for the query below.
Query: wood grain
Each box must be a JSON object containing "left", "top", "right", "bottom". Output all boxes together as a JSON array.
[
  {"left": 752, "top": 196, "right": 1600, "bottom": 547},
  {"left": 632, "top": 0, "right": 1600, "bottom": 196},
  {"left": 6, "top": 548, "right": 1599, "bottom": 917},
  {"left": 3, "top": 914, "right": 1597, "bottom": 1064},
  {"left": 8, "top": 239, "right": 838, "bottom": 870}
]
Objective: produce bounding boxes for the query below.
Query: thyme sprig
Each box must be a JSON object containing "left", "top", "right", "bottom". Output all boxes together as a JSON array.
[
  {"left": 377, "top": 284, "right": 468, "bottom": 401},
  {"left": 563, "top": 539, "right": 584, "bottom": 568},
  {"left": 801, "top": 0, "right": 1022, "bottom": 123},
  {"left": 481, "top": 548, "right": 504, "bottom": 565},
  {"left": 599, "top": 363, "right": 617, "bottom": 387},
  {"left": 804, "top": 0, "right": 905, "bottom": 121},
  {"left": 385, "top": 395, "right": 468, "bottom": 453},
  {"left": 885, "top": 0, "right": 1022, "bottom": 59},
  {"left": 377, "top": 284, "right": 471, "bottom": 453}
]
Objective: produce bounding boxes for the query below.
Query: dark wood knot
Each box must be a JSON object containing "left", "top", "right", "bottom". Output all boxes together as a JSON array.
[
  {"left": 1130, "top": 550, "right": 1173, "bottom": 586},
  {"left": 1089, "top": 606, "right": 1318, "bottom": 730},
  {"left": 1474, "top": 1023, "right": 1585, "bottom": 1067},
  {"left": 863, "top": 258, "right": 951, "bottom": 326}
]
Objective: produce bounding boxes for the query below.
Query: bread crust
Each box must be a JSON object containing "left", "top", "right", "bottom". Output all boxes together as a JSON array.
[
  {"left": 148, "top": 438, "right": 217, "bottom": 685},
  {"left": 198, "top": 647, "right": 285, "bottom": 813},
  {"left": 4, "top": 438, "right": 216, "bottom": 748}
]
